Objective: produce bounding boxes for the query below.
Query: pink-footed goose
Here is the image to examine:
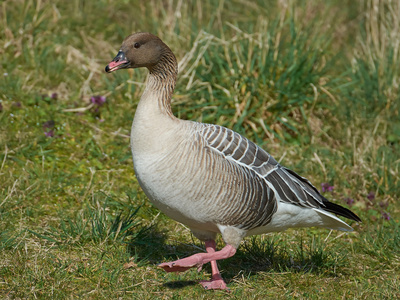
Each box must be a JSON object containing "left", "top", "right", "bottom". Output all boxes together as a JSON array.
[{"left": 105, "top": 32, "right": 361, "bottom": 291}]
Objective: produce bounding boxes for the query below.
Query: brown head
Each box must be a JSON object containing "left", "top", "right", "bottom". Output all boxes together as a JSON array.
[{"left": 105, "top": 32, "right": 177, "bottom": 74}]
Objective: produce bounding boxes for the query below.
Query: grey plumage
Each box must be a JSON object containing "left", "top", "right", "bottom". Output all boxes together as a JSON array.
[{"left": 197, "top": 123, "right": 360, "bottom": 230}]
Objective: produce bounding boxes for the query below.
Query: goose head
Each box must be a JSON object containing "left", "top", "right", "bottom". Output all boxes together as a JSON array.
[{"left": 105, "top": 32, "right": 171, "bottom": 73}]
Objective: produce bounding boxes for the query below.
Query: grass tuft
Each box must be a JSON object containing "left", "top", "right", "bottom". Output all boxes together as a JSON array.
[
  {"left": 239, "top": 233, "right": 344, "bottom": 274},
  {"left": 28, "top": 197, "right": 144, "bottom": 246}
]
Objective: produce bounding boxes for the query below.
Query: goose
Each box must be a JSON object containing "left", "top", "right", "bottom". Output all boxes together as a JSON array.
[{"left": 105, "top": 32, "right": 361, "bottom": 290}]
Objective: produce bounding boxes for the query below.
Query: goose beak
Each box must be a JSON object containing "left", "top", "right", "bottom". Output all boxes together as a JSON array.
[{"left": 105, "top": 51, "right": 130, "bottom": 73}]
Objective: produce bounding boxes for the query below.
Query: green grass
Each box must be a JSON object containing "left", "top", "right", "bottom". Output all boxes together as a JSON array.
[{"left": 1, "top": 0, "right": 399, "bottom": 298}]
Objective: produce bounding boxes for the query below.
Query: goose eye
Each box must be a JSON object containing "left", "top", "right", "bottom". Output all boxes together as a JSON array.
[{"left": 134, "top": 42, "right": 140, "bottom": 49}]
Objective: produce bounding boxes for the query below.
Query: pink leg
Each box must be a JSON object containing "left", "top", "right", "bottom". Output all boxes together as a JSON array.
[
  {"left": 199, "top": 240, "right": 229, "bottom": 290},
  {"left": 158, "top": 241, "right": 236, "bottom": 287}
]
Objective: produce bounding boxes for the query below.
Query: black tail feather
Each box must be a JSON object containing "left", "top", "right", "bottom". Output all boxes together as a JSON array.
[
  {"left": 322, "top": 201, "right": 361, "bottom": 222},
  {"left": 283, "top": 167, "right": 362, "bottom": 223}
]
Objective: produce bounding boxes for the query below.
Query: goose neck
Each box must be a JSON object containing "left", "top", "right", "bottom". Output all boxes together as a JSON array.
[{"left": 143, "top": 52, "right": 178, "bottom": 118}]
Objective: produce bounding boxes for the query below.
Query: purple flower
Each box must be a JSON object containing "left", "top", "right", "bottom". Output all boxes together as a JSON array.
[
  {"left": 44, "top": 130, "right": 54, "bottom": 137},
  {"left": 43, "top": 120, "right": 55, "bottom": 138},
  {"left": 321, "top": 182, "right": 334, "bottom": 193},
  {"left": 90, "top": 95, "right": 106, "bottom": 106},
  {"left": 51, "top": 93, "right": 58, "bottom": 100},
  {"left": 367, "top": 191, "right": 375, "bottom": 201},
  {"left": 12, "top": 101, "right": 22, "bottom": 108},
  {"left": 344, "top": 197, "right": 354, "bottom": 206},
  {"left": 382, "top": 212, "right": 390, "bottom": 221}
]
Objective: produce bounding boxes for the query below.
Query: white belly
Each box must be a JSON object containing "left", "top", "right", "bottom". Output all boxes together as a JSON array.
[{"left": 132, "top": 148, "right": 219, "bottom": 233}]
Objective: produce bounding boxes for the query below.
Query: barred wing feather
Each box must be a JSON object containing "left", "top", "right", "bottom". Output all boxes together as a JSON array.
[
  {"left": 202, "top": 125, "right": 326, "bottom": 209},
  {"left": 200, "top": 124, "right": 361, "bottom": 223}
]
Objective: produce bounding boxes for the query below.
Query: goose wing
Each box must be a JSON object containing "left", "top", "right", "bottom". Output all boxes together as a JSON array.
[
  {"left": 199, "top": 124, "right": 360, "bottom": 223},
  {"left": 200, "top": 125, "right": 323, "bottom": 208}
]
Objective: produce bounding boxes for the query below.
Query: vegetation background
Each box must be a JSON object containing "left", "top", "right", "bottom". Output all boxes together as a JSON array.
[{"left": 0, "top": 0, "right": 399, "bottom": 298}]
